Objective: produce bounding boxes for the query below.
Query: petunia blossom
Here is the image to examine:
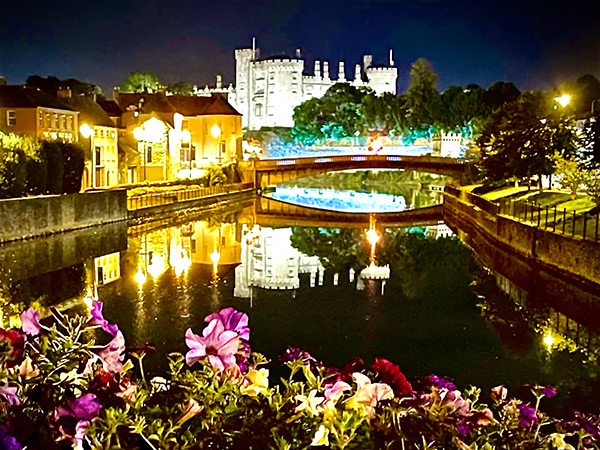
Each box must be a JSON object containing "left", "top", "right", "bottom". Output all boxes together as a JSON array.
[
  {"left": 371, "top": 357, "right": 412, "bottom": 396},
  {"left": 205, "top": 307, "right": 250, "bottom": 341},
  {"left": 0, "top": 385, "right": 20, "bottom": 406},
  {"left": 310, "top": 425, "right": 329, "bottom": 446},
  {"left": 241, "top": 368, "right": 270, "bottom": 397},
  {"left": 55, "top": 393, "right": 102, "bottom": 442},
  {"left": 20, "top": 308, "right": 41, "bottom": 336},
  {"left": 295, "top": 389, "right": 324, "bottom": 417},
  {"left": 97, "top": 331, "right": 126, "bottom": 374},
  {"left": 0, "top": 426, "right": 21, "bottom": 450},
  {"left": 518, "top": 403, "right": 539, "bottom": 428},
  {"left": 346, "top": 372, "right": 394, "bottom": 417},
  {"left": 324, "top": 380, "right": 351, "bottom": 402},
  {"left": 87, "top": 301, "right": 119, "bottom": 337},
  {"left": 185, "top": 319, "right": 240, "bottom": 371},
  {"left": 0, "top": 329, "right": 25, "bottom": 368}
]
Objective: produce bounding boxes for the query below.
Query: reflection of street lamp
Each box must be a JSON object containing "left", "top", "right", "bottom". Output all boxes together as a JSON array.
[
  {"left": 80, "top": 123, "right": 94, "bottom": 188},
  {"left": 211, "top": 124, "right": 222, "bottom": 165}
]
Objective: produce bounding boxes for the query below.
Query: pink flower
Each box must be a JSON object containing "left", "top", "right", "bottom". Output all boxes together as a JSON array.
[
  {"left": 324, "top": 381, "right": 351, "bottom": 401},
  {"left": 0, "top": 385, "right": 20, "bottom": 406},
  {"left": 205, "top": 307, "right": 250, "bottom": 341},
  {"left": 55, "top": 393, "right": 101, "bottom": 443},
  {"left": 20, "top": 308, "right": 41, "bottom": 336},
  {"left": 97, "top": 331, "right": 126, "bottom": 374},
  {"left": 185, "top": 319, "right": 240, "bottom": 371},
  {"left": 87, "top": 301, "right": 119, "bottom": 337}
]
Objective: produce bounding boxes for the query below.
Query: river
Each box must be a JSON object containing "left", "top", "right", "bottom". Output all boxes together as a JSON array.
[{"left": 0, "top": 170, "right": 598, "bottom": 416}]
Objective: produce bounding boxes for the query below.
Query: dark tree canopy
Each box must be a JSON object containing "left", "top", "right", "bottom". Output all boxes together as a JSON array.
[
  {"left": 26, "top": 75, "right": 103, "bottom": 99},
  {"left": 120, "top": 71, "right": 163, "bottom": 93}
]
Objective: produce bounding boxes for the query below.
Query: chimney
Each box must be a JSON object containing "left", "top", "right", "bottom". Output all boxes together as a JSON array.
[
  {"left": 295, "top": 48, "right": 301, "bottom": 58},
  {"left": 314, "top": 60, "right": 321, "bottom": 78},
  {"left": 216, "top": 74, "right": 223, "bottom": 89},
  {"left": 354, "top": 64, "right": 361, "bottom": 81},
  {"left": 323, "top": 61, "right": 330, "bottom": 80},
  {"left": 338, "top": 61, "right": 346, "bottom": 81},
  {"left": 363, "top": 55, "right": 372, "bottom": 70},
  {"left": 112, "top": 86, "right": 120, "bottom": 103},
  {"left": 57, "top": 87, "right": 72, "bottom": 99}
]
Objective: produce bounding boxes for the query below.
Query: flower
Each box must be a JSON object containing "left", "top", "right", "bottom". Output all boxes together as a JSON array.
[
  {"left": 0, "top": 329, "right": 25, "bottom": 368},
  {"left": 295, "top": 389, "right": 324, "bottom": 417},
  {"left": 371, "top": 357, "right": 412, "bottom": 396},
  {"left": 185, "top": 319, "right": 240, "bottom": 371},
  {"left": 518, "top": 403, "right": 539, "bottom": 428},
  {"left": 491, "top": 385, "right": 508, "bottom": 403},
  {"left": 310, "top": 425, "right": 329, "bottom": 446},
  {"left": 0, "top": 385, "right": 20, "bottom": 406},
  {"left": 20, "top": 308, "right": 41, "bottom": 336},
  {"left": 346, "top": 373, "right": 394, "bottom": 417},
  {"left": 278, "top": 347, "right": 319, "bottom": 366},
  {"left": 547, "top": 433, "right": 575, "bottom": 450},
  {"left": 539, "top": 385, "right": 557, "bottom": 398},
  {"left": 0, "top": 426, "right": 21, "bottom": 450},
  {"left": 87, "top": 301, "right": 119, "bottom": 337},
  {"left": 241, "top": 368, "right": 269, "bottom": 396},
  {"left": 176, "top": 398, "right": 203, "bottom": 426},
  {"left": 55, "top": 393, "right": 102, "bottom": 442},
  {"left": 97, "top": 331, "right": 126, "bottom": 374},
  {"left": 422, "top": 374, "right": 457, "bottom": 391},
  {"left": 205, "top": 307, "right": 250, "bottom": 341},
  {"left": 324, "top": 380, "right": 351, "bottom": 402}
]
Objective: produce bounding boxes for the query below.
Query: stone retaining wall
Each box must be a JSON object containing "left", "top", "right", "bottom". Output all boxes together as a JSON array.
[{"left": 0, "top": 190, "right": 128, "bottom": 243}]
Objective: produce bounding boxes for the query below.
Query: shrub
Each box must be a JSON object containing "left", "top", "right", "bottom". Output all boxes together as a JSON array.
[{"left": 61, "top": 142, "right": 85, "bottom": 194}]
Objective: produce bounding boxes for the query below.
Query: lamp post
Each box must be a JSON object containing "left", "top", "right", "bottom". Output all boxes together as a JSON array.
[
  {"left": 79, "top": 123, "right": 94, "bottom": 188},
  {"left": 211, "top": 124, "right": 222, "bottom": 165}
]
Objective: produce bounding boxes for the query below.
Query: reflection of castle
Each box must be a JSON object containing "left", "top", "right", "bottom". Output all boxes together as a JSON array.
[
  {"left": 229, "top": 44, "right": 398, "bottom": 129},
  {"left": 426, "top": 224, "right": 454, "bottom": 239},
  {"left": 234, "top": 226, "right": 324, "bottom": 298},
  {"left": 94, "top": 252, "right": 121, "bottom": 285}
]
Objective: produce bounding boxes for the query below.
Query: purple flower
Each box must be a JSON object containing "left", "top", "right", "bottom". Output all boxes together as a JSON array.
[
  {"left": 518, "top": 403, "right": 539, "bottom": 428},
  {"left": 0, "top": 385, "right": 20, "bottom": 406},
  {"left": 205, "top": 307, "right": 250, "bottom": 341},
  {"left": 97, "top": 331, "right": 126, "bottom": 374},
  {"left": 540, "top": 386, "right": 557, "bottom": 398},
  {"left": 0, "top": 426, "right": 21, "bottom": 450},
  {"left": 423, "top": 374, "right": 457, "bottom": 391},
  {"left": 236, "top": 341, "right": 251, "bottom": 372},
  {"left": 278, "top": 347, "right": 318, "bottom": 365},
  {"left": 562, "top": 411, "right": 600, "bottom": 439},
  {"left": 185, "top": 319, "right": 240, "bottom": 371},
  {"left": 55, "top": 393, "right": 101, "bottom": 442},
  {"left": 87, "top": 301, "right": 119, "bottom": 337},
  {"left": 20, "top": 308, "right": 41, "bottom": 336},
  {"left": 457, "top": 421, "right": 471, "bottom": 437}
]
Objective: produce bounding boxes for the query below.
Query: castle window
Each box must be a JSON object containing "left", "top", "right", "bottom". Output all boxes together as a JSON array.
[
  {"left": 255, "top": 104, "right": 263, "bottom": 117},
  {"left": 6, "top": 111, "right": 16, "bottom": 126}
]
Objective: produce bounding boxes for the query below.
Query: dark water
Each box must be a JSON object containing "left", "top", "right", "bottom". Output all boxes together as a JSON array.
[{"left": 1, "top": 173, "right": 599, "bottom": 416}]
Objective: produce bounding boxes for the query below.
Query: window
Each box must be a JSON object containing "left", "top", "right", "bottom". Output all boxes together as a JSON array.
[
  {"left": 146, "top": 145, "right": 153, "bottom": 163},
  {"left": 46, "top": 113, "right": 51, "bottom": 127},
  {"left": 95, "top": 146, "right": 102, "bottom": 166},
  {"left": 38, "top": 111, "right": 44, "bottom": 127},
  {"left": 67, "top": 116, "right": 73, "bottom": 130},
  {"left": 53, "top": 113, "right": 58, "bottom": 128},
  {"left": 61, "top": 115, "right": 66, "bottom": 129},
  {"left": 7, "top": 111, "right": 16, "bottom": 126},
  {"left": 255, "top": 104, "right": 263, "bottom": 116}
]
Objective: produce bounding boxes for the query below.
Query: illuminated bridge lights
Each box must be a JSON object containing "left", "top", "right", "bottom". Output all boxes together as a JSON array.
[
  {"left": 276, "top": 160, "right": 296, "bottom": 166},
  {"left": 351, "top": 156, "right": 367, "bottom": 161},
  {"left": 314, "top": 158, "right": 332, "bottom": 163},
  {"left": 387, "top": 156, "right": 403, "bottom": 161}
]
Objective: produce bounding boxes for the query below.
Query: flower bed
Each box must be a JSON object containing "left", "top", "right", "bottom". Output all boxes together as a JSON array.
[{"left": 1, "top": 304, "right": 599, "bottom": 449}]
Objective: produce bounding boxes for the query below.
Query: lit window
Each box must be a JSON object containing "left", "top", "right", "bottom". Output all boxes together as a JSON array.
[
  {"left": 67, "top": 116, "right": 73, "bottom": 130},
  {"left": 6, "top": 111, "right": 16, "bottom": 126},
  {"left": 53, "top": 113, "right": 58, "bottom": 128},
  {"left": 46, "top": 113, "right": 50, "bottom": 127},
  {"left": 61, "top": 115, "right": 66, "bottom": 129},
  {"left": 95, "top": 146, "right": 102, "bottom": 166},
  {"left": 39, "top": 111, "right": 44, "bottom": 127},
  {"left": 146, "top": 145, "right": 153, "bottom": 163}
]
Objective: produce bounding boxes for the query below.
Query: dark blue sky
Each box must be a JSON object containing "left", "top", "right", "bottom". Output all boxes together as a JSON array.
[{"left": 1, "top": 0, "right": 598, "bottom": 96}]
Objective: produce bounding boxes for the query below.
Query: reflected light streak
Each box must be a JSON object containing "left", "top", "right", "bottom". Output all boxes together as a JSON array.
[
  {"left": 366, "top": 215, "right": 380, "bottom": 264},
  {"left": 134, "top": 269, "right": 146, "bottom": 286},
  {"left": 147, "top": 256, "right": 166, "bottom": 280},
  {"left": 170, "top": 240, "right": 192, "bottom": 277}
]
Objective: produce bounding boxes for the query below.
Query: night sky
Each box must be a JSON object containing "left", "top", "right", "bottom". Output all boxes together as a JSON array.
[{"left": 1, "top": 0, "right": 599, "bottom": 96}]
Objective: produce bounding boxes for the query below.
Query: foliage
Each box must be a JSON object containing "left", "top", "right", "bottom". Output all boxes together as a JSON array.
[
  {"left": 0, "top": 131, "right": 85, "bottom": 198},
  {"left": 1, "top": 303, "right": 599, "bottom": 449},
  {"left": 406, "top": 58, "right": 440, "bottom": 128},
  {"left": 551, "top": 152, "right": 589, "bottom": 199},
  {"left": 199, "top": 164, "right": 227, "bottom": 187},
  {"left": 26, "top": 75, "right": 104, "bottom": 100},
  {"left": 120, "top": 71, "right": 163, "bottom": 93},
  {"left": 167, "top": 81, "right": 194, "bottom": 96},
  {"left": 585, "top": 168, "right": 600, "bottom": 206},
  {"left": 476, "top": 91, "right": 581, "bottom": 185}
]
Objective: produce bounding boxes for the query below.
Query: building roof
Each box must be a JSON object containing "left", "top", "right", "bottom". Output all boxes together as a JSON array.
[
  {"left": 0, "top": 85, "right": 76, "bottom": 110},
  {"left": 99, "top": 100, "right": 123, "bottom": 118},
  {"left": 62, "top": 94, "right": 115, "bottom": 127},
  {"left": 115, "top": 92, "right": 240, "bottom": 118}
]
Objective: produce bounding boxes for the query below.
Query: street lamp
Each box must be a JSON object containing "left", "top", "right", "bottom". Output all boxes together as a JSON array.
[
  {"left": 210, "top": 124, "right": 222, "bottom": 165},
  {"left": 80, "top": 123, "right": 94, "bottom": 188},
  {"left": 554, "top": 94, "right": 571, "bottom": 108},
  {"left": 133, "top": 118, "right": 166, "bottom": 182}
]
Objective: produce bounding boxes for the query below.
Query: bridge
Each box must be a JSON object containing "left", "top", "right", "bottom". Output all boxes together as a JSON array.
[
  {"left": 240, "top": 154, "right": 466, "bottom": 188},
  {"left": 238, "top": 196, "right": 444, "bottom": 229}
]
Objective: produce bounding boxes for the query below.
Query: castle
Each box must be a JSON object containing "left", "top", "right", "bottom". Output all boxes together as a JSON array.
[{"left": 212, "top": 43, "right": 398, "bottom": 130}]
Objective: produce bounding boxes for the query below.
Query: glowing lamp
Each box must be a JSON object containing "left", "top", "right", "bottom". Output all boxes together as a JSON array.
[
  {"left": 133, "top": 127, "right": 145, "bottom": 141},
  {"left": 210, "top": 124, "right": 221, "bottom": 139},
  {"left": 554, "top": 94, "right": 571, "bottom": 108},
  {"left": 181, "top": 129, "right": 191, "bottom": 143},
  {"left": 143, "top": 118, "right": 166, "bottom": 143},
  {"left": 543, "top": 331, "right": 555, "bottom": 349},
  {"left": 80, "top": 123, "right": 93, "bottom": 138}
]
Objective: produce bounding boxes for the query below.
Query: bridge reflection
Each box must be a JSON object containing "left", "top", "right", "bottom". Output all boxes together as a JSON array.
[{"left": 239, "top": 196, "right": 444, "bottom": 229}]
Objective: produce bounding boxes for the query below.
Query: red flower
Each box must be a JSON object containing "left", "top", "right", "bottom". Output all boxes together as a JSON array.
[
  {"left": 371, "top": 357, "right": 413, "bottom": 397},
  {"left": 0, "top": 329, "right": 25, "bottom": 368}
]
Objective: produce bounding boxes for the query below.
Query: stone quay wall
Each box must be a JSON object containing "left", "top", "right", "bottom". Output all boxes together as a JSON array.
[
  {"left": 443, "top": 186, "right": 600, "bottom": 287},
  {"left": 0, "top": 190, "right": 128, "bottom": 243}
]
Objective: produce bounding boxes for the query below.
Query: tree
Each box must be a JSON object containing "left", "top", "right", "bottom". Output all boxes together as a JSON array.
[
  {"left": 580, "top": 114, "right": 600, "bottom": 168},
  {"left": 406, "top": 58, "right": 440, "bottom": 128},
  {"left": 26, "top": 75, "right": 104, "bottom": 100},
  {"left": 476, "top": 91, "right": 580, "bottom": 186},
  {"left": 551, "top": 152, "right": 588, "bottom": 199},
  {"left": 168, "top": 81, "right": 194, "bottom": 96},
  {"left": 585, "top": 169, "right": 600, "bottom": 206},
  {"left": 120, "top": 71, "right": 163, "bottom": 93},
  {"left": 481, "top": 81, "right": 521, "bottom": 113}
]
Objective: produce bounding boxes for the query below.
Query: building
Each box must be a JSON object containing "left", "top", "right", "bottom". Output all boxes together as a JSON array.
[
  {"left": 0, "top": 85, "right": 78, "bottom": 142},
  {"left": 57, "top": 89, "right": 119, "bottom": 189},
  {"left": 110, "top": 90, "right": 242, "bottom": 182},
  {"left": 228, "top": 45, "right": 398, "bottom": 130}
]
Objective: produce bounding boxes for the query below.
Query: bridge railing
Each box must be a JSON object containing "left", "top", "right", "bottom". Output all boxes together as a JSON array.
[{"left": 254, "top": 154, "right": 466, "bottom": 169}]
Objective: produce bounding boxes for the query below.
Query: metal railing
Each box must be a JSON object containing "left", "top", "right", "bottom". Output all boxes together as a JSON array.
[
  {"left": 498, "top": 198, "right": 600, "bottom": 242},
  {"left": 127, "top": 183, "right": 252, "bottom": 211}
]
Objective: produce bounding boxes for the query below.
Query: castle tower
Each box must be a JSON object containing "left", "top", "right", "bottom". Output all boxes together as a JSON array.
[
  {"left": 323, "top": 61, "right": 330, "bottom": 80},
  {"left": 354, "top": 64, "right": 361, "bottom": 81},
  {"left": 363, "top": 55, "right": 372, "bottom": 70},
  {"left": 314, "top": 60, "right": 321, "bottom": 79},
  {"left": 234, "top": 48, "right": 255, "bottom": 129}
]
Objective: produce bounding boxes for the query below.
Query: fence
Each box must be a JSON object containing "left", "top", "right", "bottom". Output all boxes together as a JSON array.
[
  {"left": 127, "top": 183, "right": 253, "bottom": 211},
  {"left": 498, "top": 198, "right": 600, "bottom": 242}
]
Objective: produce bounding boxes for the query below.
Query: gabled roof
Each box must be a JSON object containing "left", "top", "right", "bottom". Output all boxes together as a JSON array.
[
  {"left": 99, "top": 100, "right": 123, "bottom": 118},
  {"left": 62, "top": 95, "right": 115, "bottom": 127},
  {"left": 115, "top": 92, "right": 240, "bottom": 118},
  {"left": 0, "top": 85, "right": 75, "bottom": 110}
]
